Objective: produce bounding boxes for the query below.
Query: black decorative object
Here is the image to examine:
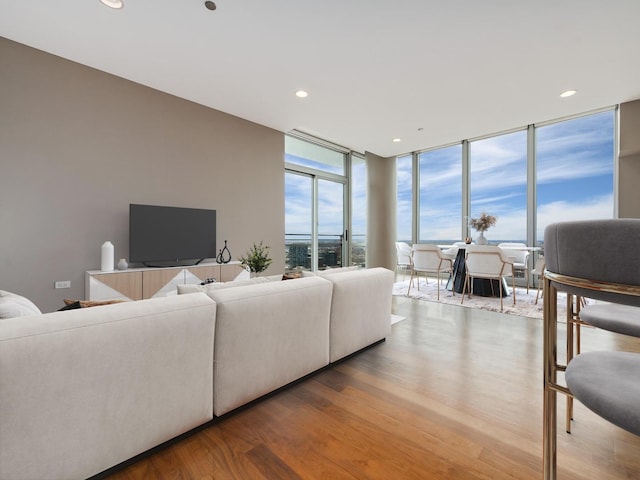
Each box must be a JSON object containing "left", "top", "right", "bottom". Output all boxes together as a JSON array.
[{"left": 216, "top": 240, "right": 232, "bottom": 264}]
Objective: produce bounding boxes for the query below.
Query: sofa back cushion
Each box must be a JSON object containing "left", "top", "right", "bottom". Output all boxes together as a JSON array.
[
  {"left": 301, "top": 266, "right": 359, "bottom": 277},
  {"left": 208, "top": 276, "right": 333, "bottom": 416},
  {"left": 321, "top": 267, "right": 394, "bottom": 363},
  {"left": 177, "top": 275, "right": 282, "bottom": 295}
]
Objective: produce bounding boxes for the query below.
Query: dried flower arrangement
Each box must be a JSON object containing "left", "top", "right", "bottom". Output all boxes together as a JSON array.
[{"left": 469, "top": 211, "right": 497, "bottom": 232}]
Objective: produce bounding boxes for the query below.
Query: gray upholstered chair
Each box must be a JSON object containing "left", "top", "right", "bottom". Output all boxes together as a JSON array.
[{"left": 542, "top": 219, "right": 640, "bottom": 480}]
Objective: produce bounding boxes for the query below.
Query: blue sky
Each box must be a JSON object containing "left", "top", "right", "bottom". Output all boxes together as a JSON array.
[{"left": 287, "top": 109, "right": 615, "bottom": 245}]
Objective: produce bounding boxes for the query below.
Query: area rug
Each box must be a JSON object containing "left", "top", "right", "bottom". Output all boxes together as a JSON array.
[{"left": 393, "top": 278, "right": 567, "bottom": 320}]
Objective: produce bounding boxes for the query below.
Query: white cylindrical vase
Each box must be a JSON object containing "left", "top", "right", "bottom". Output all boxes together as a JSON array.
[{"left": 101, "top": 241, "right": 114, "bottom": 272}]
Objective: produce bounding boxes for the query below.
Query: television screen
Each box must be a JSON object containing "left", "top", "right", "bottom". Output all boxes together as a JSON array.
[{"left": 129, "top": 204, "right": 216, "bottom": 267}]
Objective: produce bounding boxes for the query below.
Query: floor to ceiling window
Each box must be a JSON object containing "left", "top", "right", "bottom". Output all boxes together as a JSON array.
[
  {"left": 285, "top": 134, "right": 357, "bottom": 271},
  {"left": 419, "top": 144, "right": 462, "bottom": 243},
  {"left": 469, "top": 130, "right": 527, "bottom": 243},
  {"left": 396, "top": 154, "right": 413, "bottom": 244},
  {"left": 396, "top": 107, "right": 616, "bottom": 247},
  {"left": 535, "top": 110, "right": 615, "bottom": 243}
]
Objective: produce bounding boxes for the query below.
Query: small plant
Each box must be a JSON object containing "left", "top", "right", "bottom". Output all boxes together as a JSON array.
[
  {"left": 239, "top": 241, "right": 272, "bottom": 274},
  {"left": 469, "top": 211, "right": 497, "bottom": 232}
]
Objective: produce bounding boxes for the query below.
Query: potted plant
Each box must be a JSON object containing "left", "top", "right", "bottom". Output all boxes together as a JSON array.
[
  {"left": 469, "top": 211, "right": 497, "bottom": 245},
  {"left": 239, "top": 241, "right": 272, "bottom": 276}
]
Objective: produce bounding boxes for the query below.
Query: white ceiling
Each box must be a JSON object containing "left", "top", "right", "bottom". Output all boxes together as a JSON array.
[{"left": 2, "top": 0, "right": 640, "bottom": 157}]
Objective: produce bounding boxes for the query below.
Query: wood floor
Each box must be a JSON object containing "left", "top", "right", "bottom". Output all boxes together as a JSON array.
[{"left": 106, "top": 295, "right": 640, "bottom": 480}]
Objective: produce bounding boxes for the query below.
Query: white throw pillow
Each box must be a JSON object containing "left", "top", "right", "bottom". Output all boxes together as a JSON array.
[{"left": 0, "top": 290, "right": 42, "bottom": 320}]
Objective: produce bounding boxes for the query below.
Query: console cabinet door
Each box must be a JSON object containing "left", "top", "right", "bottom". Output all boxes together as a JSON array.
[
  {"left": 186, "top": 265, "right": 221, "bottom": 285},
  {"left": 219, "top": 264, "right": 249, "bottom": 282},
  {"left": 142, "top": 268, "right": 186, "bottom": 299},
  {"left": 85, "top": 271, "right": 143, "bottom": 301}
]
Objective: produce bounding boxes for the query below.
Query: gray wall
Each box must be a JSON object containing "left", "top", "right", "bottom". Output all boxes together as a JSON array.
[
  {"left": 619, "top": 99, "right": 640, "bottom": 219},
  {"left": 0, "top": 38, "right": 285, "bottom": 312}
]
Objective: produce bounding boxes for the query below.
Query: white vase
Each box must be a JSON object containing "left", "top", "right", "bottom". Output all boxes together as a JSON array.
[
  {"left": 101, "top": 241, "right": 114, "bottom": 271},
  {"left": 117, "top": 258, "right": 128, "bottom": 270},
  {"left": 477, "top": 231, "right": 488, "bottom": 245}
]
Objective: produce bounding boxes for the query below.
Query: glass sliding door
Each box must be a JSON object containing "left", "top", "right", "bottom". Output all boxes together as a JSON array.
[
  {"left": 285, "top": 171, "right": 313, "bottom": 270},
  {"left": 317, "top": 179, "right": 345, "bottom": 269},
  {"left": 285, "top": 134, "right": 349, "bottom": 272}
]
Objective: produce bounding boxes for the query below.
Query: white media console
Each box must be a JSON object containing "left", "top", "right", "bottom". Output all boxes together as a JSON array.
[{"left": 85, "top": 261, "right": 248, "bottom": 301}]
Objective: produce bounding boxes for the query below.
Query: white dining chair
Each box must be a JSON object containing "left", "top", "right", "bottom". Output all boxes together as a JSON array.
[
  {"left": 531, "top": 255, "right": 545, "bottom": 304},
  {"left": 498, "top": 242, "right": 530, "bottom": 293},
  {"left": 395, "top": 242, "right": 413, "bottom": 278},
  {"left": 408, "top": 244, "right": 453, "bottom": 300},
  {"left": 462, "top": 245, "right": 516, "bottom": 311}
]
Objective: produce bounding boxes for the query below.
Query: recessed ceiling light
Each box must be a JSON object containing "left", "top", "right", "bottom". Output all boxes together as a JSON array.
[
  {"left": 204, "top": 1, "right": 216, "bottom": 10},
  {"left": 100, "top": 0, "right": 124, "bottom": 9},
  {"left": 392, "top": 138, "right": 401, "bottom": 143},
  {"left": 560, "top": 89, "right": 577, "bottom": 98},
  {"left": 295, "top": 90, "right": 308, "bottom": 98}
]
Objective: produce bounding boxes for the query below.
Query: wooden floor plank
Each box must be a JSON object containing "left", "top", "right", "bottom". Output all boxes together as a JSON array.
[{"left": 105, "top": 295, "right": 640, "bottom": 479}]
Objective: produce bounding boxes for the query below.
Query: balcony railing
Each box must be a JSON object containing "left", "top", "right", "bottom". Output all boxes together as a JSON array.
[{"left": 286, "top": 233, "right": 367, "bottom": 270}]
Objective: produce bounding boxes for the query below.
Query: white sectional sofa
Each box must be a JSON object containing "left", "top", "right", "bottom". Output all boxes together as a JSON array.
[{"left": 0, "top": 267, "right": 394, "bottom": 479}]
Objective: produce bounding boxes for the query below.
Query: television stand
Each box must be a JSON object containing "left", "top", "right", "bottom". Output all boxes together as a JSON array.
[{"left": 85, "top": 261, "right": 248, "bottom": 301}]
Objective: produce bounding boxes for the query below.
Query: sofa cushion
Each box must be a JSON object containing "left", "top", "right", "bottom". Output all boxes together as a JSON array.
[
  {"left": 208, "top": 276, "right": 333, "bottom": 416},
  {"left": 321, "top": 267, "right": 394, "bottom": 363},
  {"left": 301, "top": 266, "right": 359, "bottom": 277},
  {"left": 177, "top": 275, "right": 281, "bottom": 295},
  {"left": 0, "top": 290, "right": 41, "bottom": 320}
]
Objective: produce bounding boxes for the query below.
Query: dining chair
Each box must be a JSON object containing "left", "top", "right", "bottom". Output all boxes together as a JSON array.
[
  {"left": 542, "top": 219, "right": 640, "bottom": 480},
  {"left": 442, "top": 241, "right": 468, "bottom": 258},
  {"left": 498, "top": 242, "right": 530, "bottom": 293},
  {"left": 408, "top": 243, "right": 453, "bottom": 300},
  {"left": 461, "top": 245, "right": 515, "bottom": 311},
  {"left": 395, "top": 242, "right": 413, "bottom": 278},
  {"left": 532, "top": 255, "right": 545, "bottom": 304}
]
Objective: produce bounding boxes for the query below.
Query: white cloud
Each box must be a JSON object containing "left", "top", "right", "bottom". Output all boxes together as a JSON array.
[{"left": 536, "top": 193, "right": 614, "bottom": 241}]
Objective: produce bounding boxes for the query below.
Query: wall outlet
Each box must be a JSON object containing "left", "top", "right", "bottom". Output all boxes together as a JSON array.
[{"left": 55, "top": 281, "right": 71, "bottom": 289}]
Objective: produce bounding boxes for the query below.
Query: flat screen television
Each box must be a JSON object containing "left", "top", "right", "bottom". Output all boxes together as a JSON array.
[{"left": 129, "top": 204, "right": 216, "bottom": 267}]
